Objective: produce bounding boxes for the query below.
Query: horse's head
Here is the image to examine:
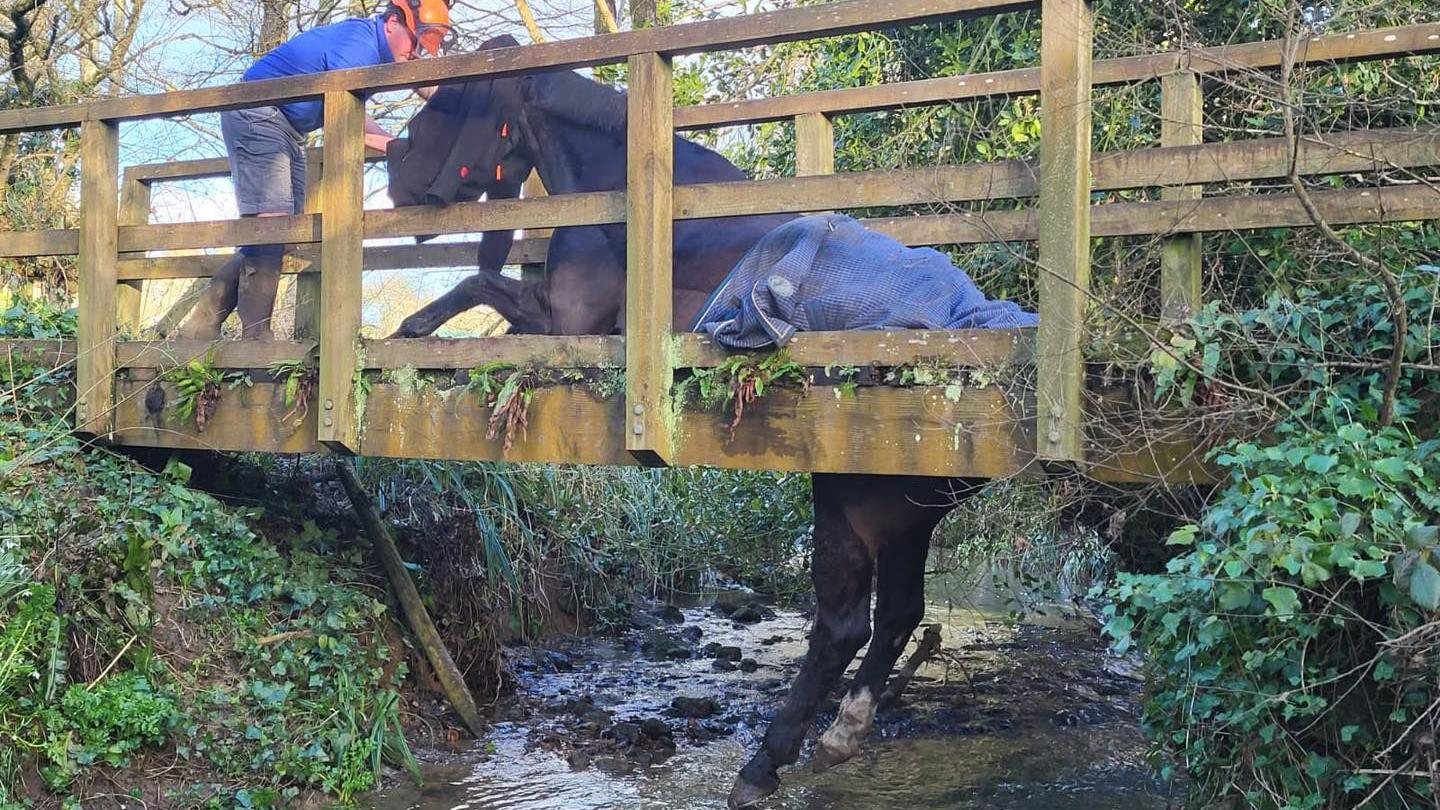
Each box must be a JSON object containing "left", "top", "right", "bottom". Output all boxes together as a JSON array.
[
  {"left": 386, "top": 35, "right": 535, "bottom": 210},
  {"left": 388, "top": 36, "right": 636, "bottom": 213}
]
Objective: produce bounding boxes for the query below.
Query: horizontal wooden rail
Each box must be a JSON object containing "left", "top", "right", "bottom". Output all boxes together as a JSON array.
[
  {"left": 364, "top": 335, "right": 623, "bottom": 369},
  {"left": 0, "top": 0, "right": 1034, "bottom": 135},
  {"left": 114, "top": 239, "right": 551, "bottom": 281},
  {"left": 124, "top": 149, "right": 386, "bottom": 184},
  {"left": 41, "top": 126, "right": 1428, "bottom": 255},
  {"left": 676, "top": 329, "right": 1035, "bottom": 368},
  {"left": 0, "top": 339, "right": 75, "bottom": 367},
  {"left": 673, "top": 22, "right": 1440, "bottom": 129},
  {"left": 116, "top": 340, "right": 315, "bottom": 369},
  {"left": 870, "top": 183, "right": 1440, "bottom": 244},
  {"left": 0, "top": 229, "right": 77, "bottom": 257},
  {"left": 5, "top": 136, "right": 1434, "bottom": 266}
]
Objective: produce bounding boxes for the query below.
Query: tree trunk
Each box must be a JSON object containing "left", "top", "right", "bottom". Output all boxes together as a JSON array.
[{"left": 258, "top": 0, "right": 292, "bottom": 55}]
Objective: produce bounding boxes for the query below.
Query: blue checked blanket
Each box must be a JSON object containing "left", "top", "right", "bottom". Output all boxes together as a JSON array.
[{"left": 690, "top": 214, "right": 1037, "bottom": 349}]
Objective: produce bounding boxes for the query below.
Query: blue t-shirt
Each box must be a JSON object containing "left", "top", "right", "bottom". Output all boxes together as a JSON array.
[{"left": 243, "top": 16, "right": 395, "bottom": 133}]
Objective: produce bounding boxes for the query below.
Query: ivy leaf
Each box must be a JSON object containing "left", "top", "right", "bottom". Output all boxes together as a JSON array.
[
  {"left": 1408, "top": 561, "right": 1440, "bottom": 610},
  {"left": 1350, "top": 559, "right": 1385, "bottom": 581},
  {"left": 1374, "top": 457, "right": 1409, "bottom": 481},
  {"left": 1166, "top": 525, "right": 1198, "bottom": 546},
  {"left": 1339, "top": 512, "right": 1361, "bottom": 538},
  {"left": 1405, "top": 523, "right": 1439, "bottom": 551},
  {"left": 1304, "top": 454, "right": 1338, "bottom": 474},
  {"left": 1262, "top": 586, "right": 1300, "bottom": 617},
  {"left": 1336, "top": 423, "right": 1367, "bottom": 443},
  {"left": 1219, "top": 582, "right": 1252, "bottom": 611}
]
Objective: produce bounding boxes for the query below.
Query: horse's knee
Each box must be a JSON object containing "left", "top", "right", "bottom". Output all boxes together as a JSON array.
[
  {"left": 820, "top": 603, "right": 872, "bottom": 657},
  {"left": 885, "top": 600, "right": 926, "bottom": 641}
]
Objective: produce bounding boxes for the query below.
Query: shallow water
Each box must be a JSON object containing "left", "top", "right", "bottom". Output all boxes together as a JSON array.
[{"left": 367, "top": 570, "right": 1171, "bottom": 810}]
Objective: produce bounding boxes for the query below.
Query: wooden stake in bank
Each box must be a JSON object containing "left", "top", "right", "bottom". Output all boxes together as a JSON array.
[{"left": 335, "top": 459, "right": 485, "bottom": 737}]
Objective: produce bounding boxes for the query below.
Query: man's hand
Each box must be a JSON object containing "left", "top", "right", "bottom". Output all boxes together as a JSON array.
[{"left": 416, "top": 85, "right": 438, "bottom": 100}]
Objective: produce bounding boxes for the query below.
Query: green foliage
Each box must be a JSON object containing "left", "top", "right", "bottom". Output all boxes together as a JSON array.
[
  {"left": 164, "top": 350, "right": 250, "bottom": 432},
  {"left": 45, "top": 674, "right": 179, "bottom": 781},
  {"left": 0, "top": 296, "right": 76, "bottom": 425},
  {"left": 0, "top": 304, "right": 419, "bottom": 806},
  {"left": 1151, "top": 266, "right": 1440, "bottom": 423},
  {"left": 360, "top": 458, "right": 816, "bottom": 637},
  {"left": 268, "top": 358, "right": 317, "bottom": 424},
  {"left": 1108, "top": 270, "right": 1440, "bottom": 809},
  {"left": 672, "top": 350, "right": 808, "bottom": 436},
  {"left": 463, "top": 362, "right": 539, "bottom": 454}
]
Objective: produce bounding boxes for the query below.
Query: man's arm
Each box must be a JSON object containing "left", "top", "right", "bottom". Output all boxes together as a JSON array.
[{"left": 363, "top": 114, "right": 394, "bottom": 152}]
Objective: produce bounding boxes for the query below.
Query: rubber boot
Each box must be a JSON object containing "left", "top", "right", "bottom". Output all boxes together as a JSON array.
[
  {"left": 175, "top": 253, "right": 245, "bottom": 340},
  {"left": 236, "top": 253, "right": 285, "bottom": 340}
]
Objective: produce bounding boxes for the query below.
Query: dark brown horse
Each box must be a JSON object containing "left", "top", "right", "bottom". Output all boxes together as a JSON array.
[{"left": 385, "top": 40, "right": 983, "bottom": 807}]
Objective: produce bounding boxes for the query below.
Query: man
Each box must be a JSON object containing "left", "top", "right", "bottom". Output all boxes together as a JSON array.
[{"left": 179, "top": 0, "right": 451, "bottom": 340}]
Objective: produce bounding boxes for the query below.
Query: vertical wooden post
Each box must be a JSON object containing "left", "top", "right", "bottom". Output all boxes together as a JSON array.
[
  {"left": 1160, "top": 70, "right": 1203, "bottom": 324},
  {"left": 794, "top": 112, "right": 834, "bottom": 177},
  {"left": 76, "top": 119, "right": 121, "bottom": 437},
  {"left": 116, "top": 172, "right": 151, "bottom": 337},
  {"left": 521, "top": 169, "right": 550, "bottom": 284},
  {"left": 292, "top": 158, "right": 325, "bottom": 340},
  {"left": 1035, "top": 0, "right": 1094, "bottom": 463},
  {"left": 317, "top": 91, "right": 367, "bottom": 452},
  {"left": 625, "top": 52, "right": 674, "bottom": 466}
]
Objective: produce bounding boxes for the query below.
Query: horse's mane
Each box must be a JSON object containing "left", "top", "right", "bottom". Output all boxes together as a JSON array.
[
  {"left": 477, "top": 35, "right": 628, "bottom": 136},
  {"left": 529, "top": 70, "right": 630, "bottom": 137},
  {"left": 476, "top": 35, "right": 745, "bottom": 182}
]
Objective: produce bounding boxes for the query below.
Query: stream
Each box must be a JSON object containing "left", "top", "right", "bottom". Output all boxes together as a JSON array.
[{"left": 366, "top": 569, "right": 1172, "bottom": 809}]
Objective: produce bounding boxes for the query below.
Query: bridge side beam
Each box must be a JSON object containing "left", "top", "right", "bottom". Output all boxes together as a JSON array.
[
  {"left": 1035, "top": 0, "right": 1094, "bottom": 463},
  {"left": 317, "top": 91, "right": 366, "bottom": 452},
  {"left": 625, "top": 51, "right": 676, "bottom": 466},
  {"left": 76, "top": 118, "right": 121, "bottom": 437}
]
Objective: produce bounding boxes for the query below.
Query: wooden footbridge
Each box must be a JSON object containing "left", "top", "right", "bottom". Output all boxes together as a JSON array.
[{"left": 2, "top": 0, "right": 1437, "bottom": 482}]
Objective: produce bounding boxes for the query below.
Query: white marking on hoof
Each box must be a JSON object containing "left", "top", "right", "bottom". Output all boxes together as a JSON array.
[{"left": 813, "top": 687, "right": 876, "bottom": 772}]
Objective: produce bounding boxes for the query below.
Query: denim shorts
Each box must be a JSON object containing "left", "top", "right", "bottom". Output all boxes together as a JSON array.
[{"left": 220, "top": 106, "right": 307, "bottom": 216}]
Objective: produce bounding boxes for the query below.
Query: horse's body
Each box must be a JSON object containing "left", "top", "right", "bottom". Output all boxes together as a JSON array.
[{"left": 386, "top": 43, "right": 981, "bottom": 807}]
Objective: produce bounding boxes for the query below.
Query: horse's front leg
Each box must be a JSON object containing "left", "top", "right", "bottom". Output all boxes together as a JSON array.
[
  {"left": 729, "top": 475, "right": 875, "bottom": 808},
  {"left": 390, "top": 270, "right": 549, "bottom": 338}
]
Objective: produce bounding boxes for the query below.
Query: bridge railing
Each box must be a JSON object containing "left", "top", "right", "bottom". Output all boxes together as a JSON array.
[{"left": 1, "top": 0, "right": 1437, "bottom": 479}]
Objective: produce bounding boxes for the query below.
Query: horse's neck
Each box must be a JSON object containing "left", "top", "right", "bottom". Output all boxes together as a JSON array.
[{"left": 525, "top": 115, "right": 624, "bottom": 196}]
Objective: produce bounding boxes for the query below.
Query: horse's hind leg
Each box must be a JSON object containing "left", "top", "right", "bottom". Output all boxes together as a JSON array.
[
  {"left": 729, "top": 475, "right": 874, "bottom": 809},
  {"left": 812, "top": 527, "right": 930, "bottom": 772}
]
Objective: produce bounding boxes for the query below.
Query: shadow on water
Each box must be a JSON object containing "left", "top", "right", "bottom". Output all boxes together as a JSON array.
[{"left": 365, "top": 565, "right": 1171, "bottom": 810}]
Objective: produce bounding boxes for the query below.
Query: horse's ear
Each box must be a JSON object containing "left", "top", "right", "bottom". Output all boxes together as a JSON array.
[{"left": 479, "top": 34, "right": 520, "bottom": 50}]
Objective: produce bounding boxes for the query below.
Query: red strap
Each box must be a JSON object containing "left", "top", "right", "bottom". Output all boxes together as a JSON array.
[
  {"left": 501, "top": 122, "right": 509, "bottom": 138},
  {"left": 496, "top": 164, "right": 503, "bottom": 182},
  {"left": 459, "top": 166, "right": 469, "bottom": 178}
]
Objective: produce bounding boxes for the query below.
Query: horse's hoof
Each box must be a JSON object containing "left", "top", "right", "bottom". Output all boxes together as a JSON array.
[
  {"left": 811, "top": 739, "right": 858, "bottom": 773},
  {"left": 727, "top": 775, "right": 776, "bottom": 808},
  {"left": 176, "top": 322, "right": 222, "bottom": 342}
]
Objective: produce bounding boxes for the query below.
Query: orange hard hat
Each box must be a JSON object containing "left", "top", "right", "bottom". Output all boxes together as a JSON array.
[{"left": 392, "top": 0, "right": 452, "bottom": 56}]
